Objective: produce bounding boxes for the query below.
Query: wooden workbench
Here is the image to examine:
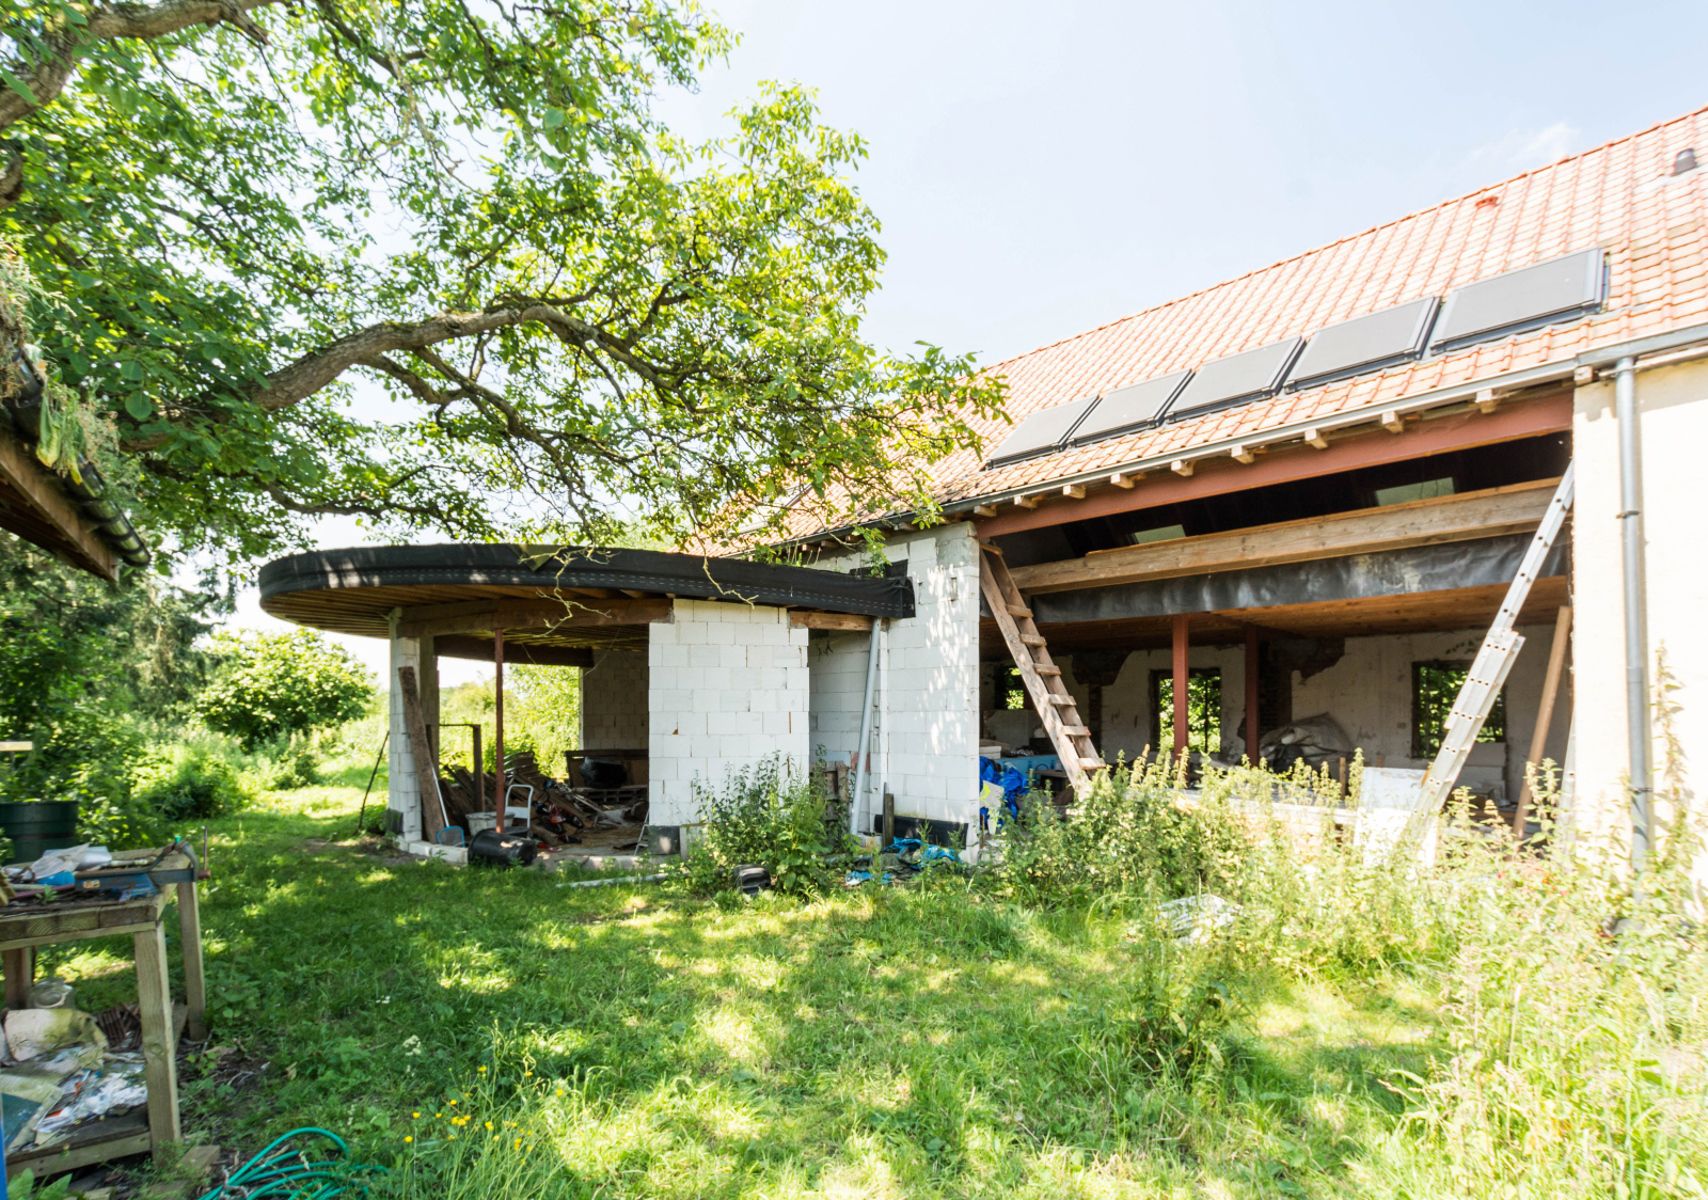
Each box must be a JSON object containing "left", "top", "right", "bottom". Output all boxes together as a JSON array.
[{"left": 0, "top": 848, "right": 207, "bottom": 1173}]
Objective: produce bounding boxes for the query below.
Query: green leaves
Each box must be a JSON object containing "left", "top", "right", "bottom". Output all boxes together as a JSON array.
[{"left": 5, "top": 0, "right": 998, "bottom": 565}]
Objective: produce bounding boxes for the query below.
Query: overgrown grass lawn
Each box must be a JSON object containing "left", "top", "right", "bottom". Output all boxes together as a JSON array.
[{"left": 48, "top": 786, "right": 1446, "bottom": 1198}]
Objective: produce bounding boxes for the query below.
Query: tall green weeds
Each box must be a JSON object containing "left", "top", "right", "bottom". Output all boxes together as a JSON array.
[{"left": 681, "top": 756, "right": 854, "bottom": 897}]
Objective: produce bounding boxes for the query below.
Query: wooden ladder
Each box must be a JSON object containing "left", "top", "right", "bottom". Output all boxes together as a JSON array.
[
  {"left": 1417, "top": 463, "right": 1576, "bottom": 814},
  {"left": 979, "top": 543, "right": 1104, "bottom": 792}
]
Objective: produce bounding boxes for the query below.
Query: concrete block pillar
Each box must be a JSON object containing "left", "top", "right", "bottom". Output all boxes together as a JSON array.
[{"left": 386, "top": 614, "right": 425, "bottom": 843}]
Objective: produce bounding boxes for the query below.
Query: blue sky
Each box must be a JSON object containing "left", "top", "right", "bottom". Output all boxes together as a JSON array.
[
  {"left": 236, "top": 0, "right": 1708, "bottom": 677},
  {"left": 661, "top": 0, "right": 1708, "bottom": 365}
]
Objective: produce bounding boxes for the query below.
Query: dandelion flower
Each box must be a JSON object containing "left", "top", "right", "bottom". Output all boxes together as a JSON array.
[
  {"left": 411, "top": 1112, "right": 421, "bottom": 1119},
  {"left": 404, "top": 1136, "right": 414, "bottom": 1144},
  {"left": 478, "top": 1065, "right": 488, "bottom": 1073}
]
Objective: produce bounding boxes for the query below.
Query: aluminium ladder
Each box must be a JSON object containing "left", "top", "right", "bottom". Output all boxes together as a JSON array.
[
  {"left": 1416, "top": 462, "right": 1576, "bottom": 815},
  {"left": 979, "top": 543, "right": 1104, "bottom": 793}
]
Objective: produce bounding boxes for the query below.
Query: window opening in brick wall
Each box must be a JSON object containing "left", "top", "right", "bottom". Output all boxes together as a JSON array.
[
  {"left": 1412, "top": 659, "right": 1506, "bottom": 758},
  {"left": 1149, "top": 667, "right": 1222, "bottom": 755}
]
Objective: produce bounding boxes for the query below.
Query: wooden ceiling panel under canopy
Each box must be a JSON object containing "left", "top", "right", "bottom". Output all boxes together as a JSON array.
[{"left": 259, "top": 544, "right": 916, "bottom": 663}]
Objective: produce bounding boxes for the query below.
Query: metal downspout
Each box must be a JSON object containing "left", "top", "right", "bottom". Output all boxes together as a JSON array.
[
  {"left": 850, "top": 620, "right": 882, "bottom": 837},
  {"left": 1614, "top": 356, "right": 1653, "bottom": 878}
]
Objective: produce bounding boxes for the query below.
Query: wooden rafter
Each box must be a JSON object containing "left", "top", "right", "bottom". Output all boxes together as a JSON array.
[
  {"left": 0, "top": 431, "right": 116, "bottom": 580},
  {"left": 1007, "top": 477, "right": 1560, "bottom": 595}
]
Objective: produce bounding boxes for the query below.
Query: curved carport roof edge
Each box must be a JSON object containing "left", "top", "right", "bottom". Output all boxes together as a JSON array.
[{"left": 258, "top": 543, "right": 915, "bottom": 641}]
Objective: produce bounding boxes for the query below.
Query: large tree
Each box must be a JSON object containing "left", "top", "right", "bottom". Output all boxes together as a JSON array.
[{"left": 1, "top": 0, "right": 999, "bottom": 563}]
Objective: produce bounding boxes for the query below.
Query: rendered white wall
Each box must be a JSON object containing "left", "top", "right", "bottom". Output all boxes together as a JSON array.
[
  {"left": 581, "top": 647, "right": 649, "bottom": 750},
  {"left": 808, "top": 523, "right": 983, "bottom": 832},
  {"left": 648, "top": 600, "right": 810, "bottom": 826},
  {"left": 1571, "top": 359, "right": 1708, "bottom": 859}
]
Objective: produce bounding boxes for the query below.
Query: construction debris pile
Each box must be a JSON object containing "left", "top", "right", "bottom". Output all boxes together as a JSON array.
[{"left": 435, "top": 751, "right": 648, "bottom": 851}]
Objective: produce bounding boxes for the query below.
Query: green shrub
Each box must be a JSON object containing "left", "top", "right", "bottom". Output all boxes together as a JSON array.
[
  {"left": 245, "top": 734, "right": 321, "bottom": 791},
  {"left": 129, "top": 741, "right": 252, "bottom": 824},
  {"left": 682, "top": 756, "right": 853, "bottom": 898},
  {"left": 198, "top": 630, "right": 374, "bottom": 749}
]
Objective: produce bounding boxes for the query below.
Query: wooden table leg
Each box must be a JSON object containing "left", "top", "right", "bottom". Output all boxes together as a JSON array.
[
  {"left": 177, "top": 881, "right": 207, "bottom": 1040},
  {"left": 134, "top": 921, "right": 181, "bottom": 1160},
  {"left": 3, "top": 946, "right": 33, "bottom": 1009}
]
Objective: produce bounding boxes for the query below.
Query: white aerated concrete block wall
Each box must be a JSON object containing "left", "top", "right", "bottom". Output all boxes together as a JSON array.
[
  {"left": 808, "top": 628, "right": 869, "bottom": 769},
  {"left": 809, "top": 524, "right": 983, "bottom": 833},
  {"left": 648, "top": 600, "right": 810, "bottom": 826},
  {"left": 581, "top": 647, "right": 649, "bottom": 749}
]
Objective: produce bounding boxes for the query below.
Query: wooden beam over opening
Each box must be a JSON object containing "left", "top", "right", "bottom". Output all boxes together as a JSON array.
[
  {"left": 789, "top": 611, "right": 873, "bottom": 632},
  {"left": 1007, "top": 476, "right": 1561, "bottom": 595},
  {"left": 398, "top": 597, "right": 672, "bottom": 639}
]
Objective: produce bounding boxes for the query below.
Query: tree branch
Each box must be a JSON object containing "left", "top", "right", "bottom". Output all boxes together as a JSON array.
[{"left": 0, "top": 0, "right": 278, "bottom": 137}]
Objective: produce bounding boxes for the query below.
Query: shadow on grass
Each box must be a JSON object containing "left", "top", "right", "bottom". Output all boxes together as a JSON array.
[{"left": 100, "top": 794, "right": 1450, "bottom": 1199}]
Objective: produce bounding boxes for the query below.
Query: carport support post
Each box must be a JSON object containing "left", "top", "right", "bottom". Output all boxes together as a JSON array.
[
  {"left": 1244, "top": 627, "right": 1260, "bottom": 765},
  {"left": 494, "top": 627, "right": 506, "bottom": 831},
  {"left": 1172, "top": 615, "right": 1190, "bottom": 760}
]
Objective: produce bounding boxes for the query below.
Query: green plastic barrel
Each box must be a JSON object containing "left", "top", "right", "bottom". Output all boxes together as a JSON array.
[{"left": 0, "top": 801, "right": 81, "bottom": 864}]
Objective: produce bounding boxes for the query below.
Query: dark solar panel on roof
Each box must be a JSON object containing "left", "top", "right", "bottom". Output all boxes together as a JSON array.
[
  {"left": 1429, "top": 248, "right": 1605, "bottom": 352},
  {"left": 1286, "top": 297, "right": 1438, "bottom": 390},
  {"left": 984, "top": 394, "right": 1101, "bottom": 467},
  {"left": 1169, "top": 337, "right": 1303, "bottom": 419},
  {"left": 1069, "top": 371, "right": 1191, "bottom": 446}
]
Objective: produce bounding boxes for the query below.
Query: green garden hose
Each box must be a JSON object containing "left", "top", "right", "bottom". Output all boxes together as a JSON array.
[{"left": 195, "top": 1127, "right": 386, "bottom": 1199}]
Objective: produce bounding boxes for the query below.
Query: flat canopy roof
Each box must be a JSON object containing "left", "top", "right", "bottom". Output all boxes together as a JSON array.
[{"left": 259, "top": 544, "right": 913, "bottom": 666}]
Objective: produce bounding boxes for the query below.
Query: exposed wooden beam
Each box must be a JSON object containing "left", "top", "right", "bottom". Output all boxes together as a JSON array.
[
  {"left": 1110, "top": 471, "right": 1139, "bottom": 489},
  {"left": 973, "top": 503, "right": 998, "bottom": 517},
  {"left": 1303, "top": 427, "right": 1329, "bottom": 450},
  {"left": 975, "top": 391, "right": 1571, "bottom": 538},
  {"left": 1013, "top": 494, "right": 1041, "bottom": 510},
  {"left": 1007, "top": 476, "right": 1561, "bottom": 595},
  {"left": 1170, "top": 459, "right": 1195, "bottom": 477},
  {"left": 1572, "top": 365, "right": 1597, "bottom": 387},
  {"left": 0, "top": 432, "right": 116, "bottom": 580},
  {"left": 789, "top": 611, "right": 873, "bottom": 632},
  {"left": 1230, "top": 444, "right": 1257, "bottom": 465},
  {"left": 1476, "top": 388, "right": 1500, "bottom": 414},
  {"left": 433, "top": 637, "right": 595, "bottom": 667},
  {"left": 1380, "top": 410, "right": 1405, "bottom": 434},
  {"left": 1061, "top": 483, "right": 1085, "bottom": 500},
  {"left": 398, "top": 597, "right": 672, "bottom": 639}
]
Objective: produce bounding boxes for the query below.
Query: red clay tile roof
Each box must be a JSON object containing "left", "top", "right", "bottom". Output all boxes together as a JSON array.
[{"left": 786, "top": 103, "right": 1708, "bottom": 540}]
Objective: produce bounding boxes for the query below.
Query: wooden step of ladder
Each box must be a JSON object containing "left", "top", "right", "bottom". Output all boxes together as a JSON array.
[
  {"left": 1417, "top": 463, "right": 1575, "bottom": 815},
  {"left": 979, "top": 543, "right": 1104, "bottom": 792}
]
